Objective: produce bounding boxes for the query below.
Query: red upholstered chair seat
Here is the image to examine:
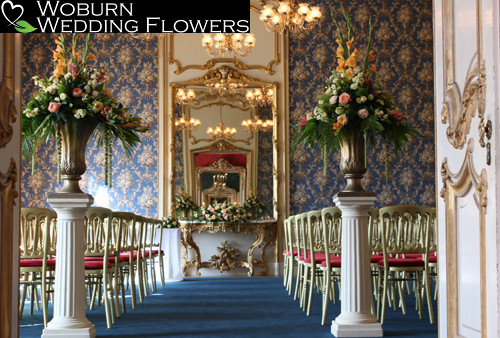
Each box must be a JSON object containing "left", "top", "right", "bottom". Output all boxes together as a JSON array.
[
  {"left": 85, "top": 256, "right": 128, "bottom": 263},
  {"left": 404, "top": 253, "right": 423, "bottom": 259},
  {"left": 321, "top": 257, "right": 342, "bottom": 268},
  {"left": 428, "top": 255, "right": 437, "bottom": 263},
  {"left": 20, "top": 258, "right": 56, "bottom": 267},
  {"left": 303, "top": 252, "right": 328, "bottom": 264},
  {"left": 371, "top": 254, "right": 383, "bottom": 263},
  {"left": 84, "top": 259, "right": 113, "bottom": 269},
  {"left": 378, "top": 258, "right": 425, "bottom": 267},
  {"left": 119, "top": 251, "right": 142, "bottom": 260}
]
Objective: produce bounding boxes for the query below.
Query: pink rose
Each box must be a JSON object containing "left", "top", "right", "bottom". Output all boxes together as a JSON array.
[
  {"left": 306, "top": 112, "right": 313, "bottom": 120},
  {"left": 329, "top": 96, "right": 338, "bottom": 104},
  {"left": 48, "top": 101, "right": 61, "bottom": 113},
  {"left": 339, "top": 92, "right": 351, "bottom": 105},
  {"left": 358, "top": 108, "right": 369, "bottom": 119},
  {"left": 72, "top": 88, "right": 83, "bottom": 97}
]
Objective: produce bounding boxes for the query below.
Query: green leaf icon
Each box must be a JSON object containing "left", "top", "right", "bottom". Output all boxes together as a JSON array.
[{"left": 14, "top": 20, "right": 37, "bottom": 33}]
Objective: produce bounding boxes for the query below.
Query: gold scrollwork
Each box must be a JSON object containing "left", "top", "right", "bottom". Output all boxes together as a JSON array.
[
  {"left": 440, "top": 139, "right": 487, "bottom": 336},
  {"left": 440, "top": 0, "right": 486, "bottom": 149},
  {"left": 168, "top": 32, "right": 280, "bottom": 75},
  {"left": 0, "top": 81, "right": 17, "bottom": 149}
]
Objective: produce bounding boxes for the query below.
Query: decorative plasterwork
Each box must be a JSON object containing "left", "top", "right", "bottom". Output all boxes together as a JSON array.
[
  {"left": 168, "top": 32, "right": 280, "bottom": 75},
  {"left": 440, "top": 139, "right": 487, "bottom": 337},
  {"left": 0, "top": 158, "right": 18, "bottom": 336},
  {"left": 440, "top": 0, "right": 486, "bottom": 149},
  {"left": 0, "top": 81, "right": 17, "bottom": 149}
]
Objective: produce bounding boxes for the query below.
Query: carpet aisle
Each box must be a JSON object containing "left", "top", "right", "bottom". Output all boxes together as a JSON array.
[{"left": 20, "top": 277, "right": 437, "bottom": 337}]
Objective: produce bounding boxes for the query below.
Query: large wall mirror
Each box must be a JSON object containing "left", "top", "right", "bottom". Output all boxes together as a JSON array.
[{"left": 167, "top": 66, "right": 279, "bottom": 217}]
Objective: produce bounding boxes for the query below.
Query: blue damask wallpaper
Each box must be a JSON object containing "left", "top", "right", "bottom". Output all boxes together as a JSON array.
[
  {"left": 288, "top": 0, "right": 435, "bottom": 214},
  {"left": 21, "top": 34, "right": 159, "bottom": 218}
]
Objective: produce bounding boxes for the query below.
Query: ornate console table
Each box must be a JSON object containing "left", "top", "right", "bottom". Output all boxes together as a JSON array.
[{"left": 179, "top": 219, "right": 276, "bottom": 277}]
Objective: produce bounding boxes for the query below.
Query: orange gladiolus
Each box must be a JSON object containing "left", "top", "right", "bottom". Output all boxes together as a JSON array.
[
  {"left": 344, "top": 68, "right": 355, "bottom": 78},
  {"left": 336, "top": 46, "right": 344, "bottom": 57},
  {"left": 87, "top": 53, "right": 96, "bottom": 61},
  {"left": 370, "top": 64, "right": 376, "bottom": 73},
  {"left": 336, "top": 58, "right": 345, "bottom": 71}
]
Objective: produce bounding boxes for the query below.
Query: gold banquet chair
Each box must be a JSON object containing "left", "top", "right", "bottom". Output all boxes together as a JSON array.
[
  {"left": 293, "top": 213, "right": 308, "bottom": 303},
  {"left": 300, "top": 210, "right": 326, "bottom": 316},
  {"left": 84, "top": 207, "right": 118, "bottom": 328},
  {"left": 283, "top": 215, "right": 297, "bottom": 294},
  {"left": 376, "top": 205, "right": 434, "bottom": 325},
  {"left": 320, "top": 206, "right": 342, "bottom": 325},
  {"left": 19, "top": 207, "right": 57, "bottom": 327}
]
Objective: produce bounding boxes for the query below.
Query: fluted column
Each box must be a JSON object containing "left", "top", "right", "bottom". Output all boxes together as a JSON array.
[
  {"left": 42, "top": 193, "right": 96, "bottom": 338},
  {"left": 331, "top": 193, "right": 383, "bottom": 337}
]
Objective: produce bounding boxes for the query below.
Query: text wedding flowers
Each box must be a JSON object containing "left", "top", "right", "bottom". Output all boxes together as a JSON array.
[
  {"left": 291, "top": 5, "right": 418, "bottom": 181},
  {"left": 22, "top": 33, "right": 149, "bottom": 186}
]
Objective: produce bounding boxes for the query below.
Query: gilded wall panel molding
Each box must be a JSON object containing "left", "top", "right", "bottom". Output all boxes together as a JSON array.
[
  {"left": 440, "top": 139, "right": 487, "bottom": 337},
  {"left": 0, "top": 80, "right": 16, "bottom": 149},
  {"left": 0, "top": 158, "right": 18, "bottom": 336},
  {"left": 168, "top": 33, "right": 280, "bottom": 75},
  {"left": 440, "top": 0, "right": 486, "bottom": 149}
]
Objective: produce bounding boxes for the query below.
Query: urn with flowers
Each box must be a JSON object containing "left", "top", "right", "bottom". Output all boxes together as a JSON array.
[
  {"left": 22, "top": 33, "right": 149, "bottom": 193},
  {"left": 292, "top": 5, "right": 418, "bottom": 192}
]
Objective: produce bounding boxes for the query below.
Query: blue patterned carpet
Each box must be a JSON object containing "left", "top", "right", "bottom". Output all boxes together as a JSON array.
[{"left": 20, "top": 277, "right": 437, "bottom": 337}]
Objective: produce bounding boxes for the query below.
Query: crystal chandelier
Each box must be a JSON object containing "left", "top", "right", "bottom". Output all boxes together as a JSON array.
[
  {"left": 207, "top": 122, "right": 237, "bottom": 140},
  {"left": 245, "top": 88, "right": 274, "bottom": 107},
  {"left": 174, "top": 88, "right": 201, "bottom": 131},
  {"left": 204, "top": 66, "right": 247, "bottom": 96},
  {"left": 241, "top": 116, "right": 273, "bottom": 132},
  {"left": 175, "top": 88, "right": 196, "bottom": 105},
  {"left": 206, "top": 102, "right": 237, "bottom": 140},
  {"left": 259, "top": 1, "right": 322, "bottom": 34},
  {"left": 201, "top": 33, "right": 256, "bottom": 58}
]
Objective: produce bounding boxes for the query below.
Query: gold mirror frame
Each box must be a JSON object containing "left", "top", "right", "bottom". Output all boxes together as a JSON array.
[{"left": 162, "top": 63, "right": 279, "bottom": 216}]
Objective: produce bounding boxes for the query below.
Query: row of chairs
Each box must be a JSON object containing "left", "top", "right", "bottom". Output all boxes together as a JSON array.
[
  {"left": 282, "top": 205, "right": 437, "bottom": 326},
  {"left": 19, "top": 207, "right": 166, "bottom": 329}
]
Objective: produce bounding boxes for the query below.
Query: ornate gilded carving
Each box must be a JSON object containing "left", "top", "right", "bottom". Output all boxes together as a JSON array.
[
  {"left": 0, "top": 158, "right": 18, "bottom": 335},
  {"left": 440, "top": 139, "right": 487, "bottom": 336},
  {"left": 0, "top": 80, "right": 17, "bottom": 149},
  {"left": 168, "top": 33, "right": 280, "bottom": 75},
  {"left": 210, "top": 240, "right": 241, "bottom": 272},
  {"left": 441, "top": 0, "right": 486, "bottom": 149},
  {"left": 179, "top": 220, "right": 276, "bottom": 276}
]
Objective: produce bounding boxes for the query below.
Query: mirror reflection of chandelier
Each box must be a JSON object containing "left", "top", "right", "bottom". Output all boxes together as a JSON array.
[
  {"left": 201, "top": 33, "right": 256, "bottom": 58},
  {"left": 246, "top": 88, "right": 274, "bottom": 107},
  {"left": 207, "top": 102, "right": 237, "bottom": 140},
  {"left": 174, "top": 89, "right": 201, "bottom": 131},
  {"left": 175, "top": 88, "right": 196, "bottom": 105},
  {"left": 204, "top": 66, "right": 247, "bottom": 96},
  {"left": 241, "top": 116, "right": 273, "bottom": 132},
  {"left": 259, "top": 1, "right": 322, "bottom": 34}
]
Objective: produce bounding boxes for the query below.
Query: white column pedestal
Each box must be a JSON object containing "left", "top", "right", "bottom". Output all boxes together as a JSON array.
[
  {"left": 42, "top": 193, "right": 96, "bottom": 338},
  {"left": 331, "top": 192, "right": 383, "bottom": 337}
]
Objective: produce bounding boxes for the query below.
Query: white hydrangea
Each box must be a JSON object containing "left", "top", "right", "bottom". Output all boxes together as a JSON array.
[{"left": 74, "top": 109, "right": 86, "bottom": 119}]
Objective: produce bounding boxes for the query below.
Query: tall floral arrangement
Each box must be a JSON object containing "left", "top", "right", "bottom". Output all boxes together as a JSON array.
[
  {"left": 22, "top": 33, "right": 149, "bottom": 186},
  {"left": 291, "top": 4, "right": 418, "bottom": 181}
]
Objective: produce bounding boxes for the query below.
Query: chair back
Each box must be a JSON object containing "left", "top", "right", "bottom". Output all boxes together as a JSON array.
[
  {"left": 20, "top": 207, "right": 55, "bottom": 260},
  {"left": 85, "top": 207, "right": 114, "bottom": 266},
  {"left": 113, "top": 212, "right": 137, "bottom": 255},
  {"left": 321, "top": 206, "right": 342, "bottom": 259},
  {"left": 427, "top": 208, "right": 437, "bottom": 254},
  {"left": 305, "top": 210, "right": 323, "bottom": 262},
  {"left": 295, "top": 213, "right": 308, "bottom": 261},
  {"left": 368, "top": 208, "right": 382, "bottom": 253},
  {"left": 378, "top": 205, "right": 431, "bottom": 259},
  {"left": 283, "top": 216, "right": 291, "bottom": 256}
]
